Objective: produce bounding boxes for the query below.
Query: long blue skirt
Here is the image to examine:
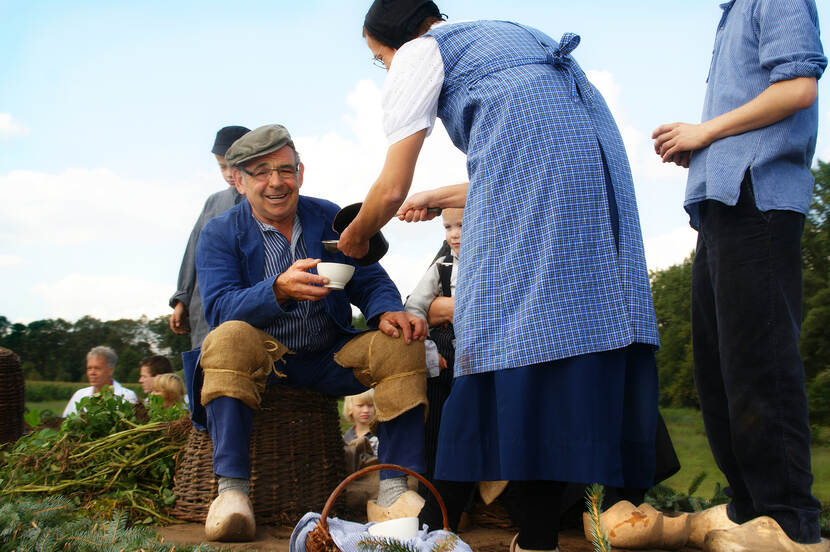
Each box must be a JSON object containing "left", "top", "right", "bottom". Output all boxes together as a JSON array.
[{"left": 433, "top": 343, "right": 658, "bottom": 489}]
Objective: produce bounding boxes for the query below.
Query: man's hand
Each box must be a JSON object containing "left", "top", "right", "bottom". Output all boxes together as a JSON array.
[
  {"left": 274, "top": 258, "right": 331, "bottom": 304},
  {"left": 378, "top": 311, "right": 427, "bottom": 344},
  {"left": 652, "top": 122, "right": 712, "bottom": 164},
  {"left": 169, "top": 301, "right": 189, "bottom": 335}
]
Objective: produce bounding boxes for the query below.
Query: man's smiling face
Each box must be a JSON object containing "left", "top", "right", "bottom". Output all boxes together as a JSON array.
[{"left": 235, "top": 145, "right": 303, "bottom": 229}]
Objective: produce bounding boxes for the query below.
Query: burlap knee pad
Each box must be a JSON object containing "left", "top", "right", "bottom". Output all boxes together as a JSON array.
[
  {"left": 200, "top": 320, "right": 289, "bottom": 409},
  {"left": 334, "top": 331, "right": 427, "bottom": 423}
]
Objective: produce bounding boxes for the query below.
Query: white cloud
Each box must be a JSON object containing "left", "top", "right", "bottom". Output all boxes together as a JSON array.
[
  {"left": 0, "top": 254, "right": 25, "bottom": 268},
  {"left": 32, "top": 273, "right": 170, "bottom": 321},
  {"left": 0, "top": 113, "right": 30, "bottom": 139},
  {"left": 295, "top": 79, "right": 467, "bottom": 208},
  {"left": 643, "top": 225, "right": 697, "bottom": 272},
  {"left": 0, "top": 168, "right": 214, "bottom": 246}
]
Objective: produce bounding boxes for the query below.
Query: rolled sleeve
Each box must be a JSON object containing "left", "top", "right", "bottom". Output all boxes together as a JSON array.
[{"left": 757, "top": 0, "right": 826, "bottom": 83}]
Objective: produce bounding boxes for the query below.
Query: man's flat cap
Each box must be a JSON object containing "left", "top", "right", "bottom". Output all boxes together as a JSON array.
[{"left": 224, "top": 124, "right": 296, "bottom": 167}]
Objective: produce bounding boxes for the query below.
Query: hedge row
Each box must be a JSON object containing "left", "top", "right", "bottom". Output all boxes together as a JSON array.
[{"left": 25, "top": 381, "right": 144, "bottom": 402}]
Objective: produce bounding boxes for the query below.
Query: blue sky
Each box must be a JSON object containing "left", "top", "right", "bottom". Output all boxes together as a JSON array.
[{"left": 1, "top": 1, "right": 829, "bottom": 323}]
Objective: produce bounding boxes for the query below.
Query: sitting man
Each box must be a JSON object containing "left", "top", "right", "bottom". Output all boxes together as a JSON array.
[
  {"left": 186, "top": 124, "right": 428, "bottom": 542},
  {"left": 62, "top": 345, "right": 138, "bottom": 417}
]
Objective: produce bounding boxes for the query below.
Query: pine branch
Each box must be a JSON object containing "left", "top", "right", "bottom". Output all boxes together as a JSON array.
[{"left": 584, "top": 484, "right": 611, "bottom": 552}]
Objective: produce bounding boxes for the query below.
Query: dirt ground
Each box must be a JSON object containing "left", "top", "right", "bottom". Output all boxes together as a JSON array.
[{"left": 156, "top": 523, "right": 698, "bottom": 552}]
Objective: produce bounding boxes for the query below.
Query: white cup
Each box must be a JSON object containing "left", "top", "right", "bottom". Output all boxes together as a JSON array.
[
  {"left": 367, "top": 517, "right": 419, "bottom": 540},
  {"left": 317, "top": 262, "right": 355, "bottom": 290}
]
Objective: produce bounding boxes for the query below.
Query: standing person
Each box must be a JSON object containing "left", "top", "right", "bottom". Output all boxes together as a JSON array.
[
  {"left": 652, "top": 1, "right": 826, "bottom": 550},
  {"left": 338, "top": 3, "right": 661, "bottom": 550},
  {"left": 62, "top": 346, "right": 138, "bottom": 417},
  {"left": 169, "top": 125, "right": 251, "bottom": 349}
]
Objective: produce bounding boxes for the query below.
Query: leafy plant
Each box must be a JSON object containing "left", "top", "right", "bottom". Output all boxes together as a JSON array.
[
  {"left": 645, "top": 472, "right": 729, "bottom": 513},
  {"left": 1, "top": 388, "right": 191, "bottom": 524}
]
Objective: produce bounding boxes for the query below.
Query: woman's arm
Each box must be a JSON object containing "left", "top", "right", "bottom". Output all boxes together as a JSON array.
[
  {"left": 397, "top": 182, "right": 469, "bottom": 222},
  {"left": 337, "top": 130, "right": 427, "bottom": 258}
]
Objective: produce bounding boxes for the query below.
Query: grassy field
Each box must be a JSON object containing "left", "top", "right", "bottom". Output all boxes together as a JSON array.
[
  {"left": 26, "top": 401, "right": 67, "bottom": 416},
  {"left": 660, "top": 407, "right": 830, "bottom": 503}
]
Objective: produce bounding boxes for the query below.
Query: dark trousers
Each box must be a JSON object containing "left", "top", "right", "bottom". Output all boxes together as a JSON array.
[{"left": 692, "top": 174, "right": 821, "bottom": 544}]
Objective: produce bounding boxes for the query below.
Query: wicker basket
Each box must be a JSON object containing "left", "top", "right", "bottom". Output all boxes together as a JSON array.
[
  {"left": 170, "top": 384, "right": 347, "bottom": 525},
  {"left": 0, "top": 347, "right": 24, "bottom": 445},
  {"left": 305, "top": 463, "right": 449, "bottom": 552}
]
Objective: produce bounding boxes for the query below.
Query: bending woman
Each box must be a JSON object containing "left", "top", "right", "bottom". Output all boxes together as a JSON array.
[{"left": 337, "top": 2, "right": 661, "bottom": 550}]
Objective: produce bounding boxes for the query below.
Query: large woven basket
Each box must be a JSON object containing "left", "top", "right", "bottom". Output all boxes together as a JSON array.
[
  {"left": 0, "top": 347, "right": 24, "bottom": 445},
  {"left": 171, "top": 384, "right": 347, "bottom": 525}
]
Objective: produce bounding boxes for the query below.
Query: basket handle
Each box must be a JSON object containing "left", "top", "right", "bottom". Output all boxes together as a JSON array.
[{"left": 317, "top": 463, "right": 450, "bottom": 534}]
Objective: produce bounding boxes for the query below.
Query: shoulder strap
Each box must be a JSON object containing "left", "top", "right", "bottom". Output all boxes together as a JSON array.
[{"left": 437, "top": 253, "right": 453, "bottom": 297}]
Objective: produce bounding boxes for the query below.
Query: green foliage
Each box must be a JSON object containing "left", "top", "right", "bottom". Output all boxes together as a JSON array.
[
  {"left": 145, "top": 393, "right": 189, "bottom": 423},
  {"left": 0, "top": 495, "right": 215, "bottom": 551},
  {"left": 809, "top": 370, "right": 830, "bottom": 426},
  {"left": 1, "top": 389, "right": 191, "bottom": 524},
  {"left": 357, "top": 531, "right": 459, "bottom": 552},
  {"left": 358, "top": 536, "right": 420, "bottom": 552},
  {"left": 650, "top": 254, "right": 697, "bottom": 408},
  {"left": 645, "top": 472, "right": 729, "bottom": 513}
]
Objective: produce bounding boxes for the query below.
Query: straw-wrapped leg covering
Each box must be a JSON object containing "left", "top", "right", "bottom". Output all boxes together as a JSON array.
[
  {"left": 334, "top": 331, "right": 427, "bottom": 422},
  {"left": 200, "top": 321, "right": 289, "bottom": 410}
]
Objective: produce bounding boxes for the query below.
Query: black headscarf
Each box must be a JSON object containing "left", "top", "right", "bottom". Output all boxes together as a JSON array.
[{"left": 364, "top": 0, "right": 442, "bottom": 49}]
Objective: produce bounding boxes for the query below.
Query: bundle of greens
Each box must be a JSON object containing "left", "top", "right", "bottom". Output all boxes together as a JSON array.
[{"left": 0, "top": 389, "right": 191, "bottom": 524}]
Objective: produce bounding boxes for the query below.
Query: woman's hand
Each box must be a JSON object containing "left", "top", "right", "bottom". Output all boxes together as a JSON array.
[
  {"left": 337, "top": 224, "right": 370, "bottom": 259},
  {"left": 397, "top": 191, "right": 439, "bottom": 222}
]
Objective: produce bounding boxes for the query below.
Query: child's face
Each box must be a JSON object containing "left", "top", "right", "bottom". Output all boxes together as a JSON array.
[
  {"left": 352, "top": 401, "right": 375, "bottom": 425},
  {"left": 442, "top": 208, "right": 463, "bottom": 255}
]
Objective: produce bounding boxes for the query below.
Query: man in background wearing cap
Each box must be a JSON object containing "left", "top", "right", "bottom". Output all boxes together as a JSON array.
[
  {"left": 185, "top": 124, "right": 428, "bottom": 542},
  {"left": 169, "top": 125, "right": 251, "bottom": 349}
]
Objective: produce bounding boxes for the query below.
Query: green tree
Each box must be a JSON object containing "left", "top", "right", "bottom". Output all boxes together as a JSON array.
[
  {"left": 650, "top": 253, "right": 697, "bottom": 407},
  {"left": 801, "top": 161, "right": 830, "bottom": 380}
]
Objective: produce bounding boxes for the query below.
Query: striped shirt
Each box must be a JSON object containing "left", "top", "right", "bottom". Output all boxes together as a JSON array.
[
  {"left": 256, "top": 216, "right": 338, "bottom": 352},
  {"left": 685, "top": 0, "right": 826, "bottom": 228}
]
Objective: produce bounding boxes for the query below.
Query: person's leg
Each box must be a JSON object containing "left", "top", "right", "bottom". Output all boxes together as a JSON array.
[
  {"left": 693, "top": 197, "right": 756, "bottom": 523},
  {"left": 332, "top": 330, "right": 428, "bottom": 511},
  {"left": 697, "top": 175, "right": 820, "bottom": 543},
  {"left": 207, "top": 396, "right": 254, "bottom": 479},
  {"left": 501, "top": 481, "right": 566, "bottom": 550}
]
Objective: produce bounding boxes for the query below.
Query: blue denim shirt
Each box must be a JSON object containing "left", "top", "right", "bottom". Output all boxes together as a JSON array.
[{"left": 685, "top": 0, "right": 826, "bottom": 228}]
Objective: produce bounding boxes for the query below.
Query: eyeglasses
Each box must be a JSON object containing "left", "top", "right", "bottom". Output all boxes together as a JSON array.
[
  {"left": 371, "top": 51, "right": 386, "bottom": 70},
  {"left": 241, "top": 164, "right": 299, "bottom": 184}
]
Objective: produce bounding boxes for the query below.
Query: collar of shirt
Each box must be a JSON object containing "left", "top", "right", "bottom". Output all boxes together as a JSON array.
[{"left": 254, "top": 214, "right": 303, "bottom": 259}]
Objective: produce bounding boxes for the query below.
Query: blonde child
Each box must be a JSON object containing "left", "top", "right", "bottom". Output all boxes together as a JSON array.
[
  {"left": 152, "top": 373, "right": 186, "bottom": 408},
  {"left": 342, "top": 389, "right": 379, "bottom": 456}
]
